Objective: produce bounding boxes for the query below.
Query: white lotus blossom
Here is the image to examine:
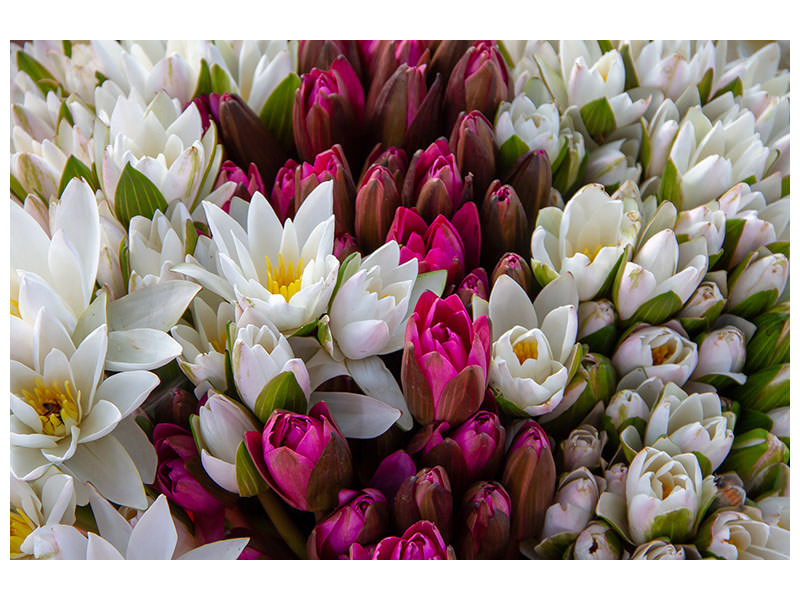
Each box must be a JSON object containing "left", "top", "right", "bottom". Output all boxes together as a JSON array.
[
  {"left": 612, "top": 324, "right": 698, "bottom": 386},
  {"left": 495, "top": 95, "right": 563, "bottom": 163}
]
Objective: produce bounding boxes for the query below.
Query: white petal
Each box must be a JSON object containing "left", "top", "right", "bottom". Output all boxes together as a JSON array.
[
  {"left": 87, "top": 485, "right": 133, "bottom": 555},
  {"left": 200, "top": 450, "right": 239, "bottom": 494},
  {"left": 96, "top": 371, "right": 159, "bottom": 419},
  {"left": 112, "top": 416, "right": 157, "bottom": 486},
  {"left": 126, "top": 495, "right": 178, "bottom": 559},
  {"left": 87, "top": 533, "right": 125, "bottom": 559},
  {"left": 107, "top": 281, "right": 200, "bottom": 331},
  {"left": 489, "top": 275, "right": 537, "bottom": 341},
  {"left": 50, "top": 524, "right": 88, "bottom": 559},
  {"left": 346, "top": 356, "right": 412, "bottom": 431},
  {"left": 105, "top": 328, "right": 182, "bottom": 371},
  {"left": 293, "top": 180, "right": 333, "bottom": 243},
  {"left": 310, "top": 391, "right": 401, "bottom": 439},
  {"left": 78, "top": 400, "right": 122, "bottom": 443},
  {"left": 178, "top": 538, "right": 249, "bottom": 560}
]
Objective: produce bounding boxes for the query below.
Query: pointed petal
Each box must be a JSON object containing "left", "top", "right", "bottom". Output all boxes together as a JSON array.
[{"left": 126, "top": 495, "right": 178, "bottom": 559}]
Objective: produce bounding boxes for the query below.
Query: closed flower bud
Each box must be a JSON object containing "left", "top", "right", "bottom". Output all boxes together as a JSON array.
[
  {"left": 455, "top": 268, "right": 489, "bottom": 315},
  {"left": 501, "top": 420, "right": 557, "bottom": 546},
  {"left": 367, "top": 450, "right": 417, "bottom": 505},
  {"left": 365, "top": 40, "right": 431, "bottom": 109},
  {"left": 630, "top": 540, "right": 687, "bottom": 560},
  {"left": 691, "top": 326, "right": 747, "bottom": 386},
  {"left": 449, "top": 110, "right": 497, "bottom": 197},
  {"left": 505, "top": 149, "right": 553, "bottom": 232},
  {"left": 355, "top": 165, "right": 402, "bottom": 252},
  {"left": 603, "top": 463, "right": 628, "bottom": 498},
  {"left": 359, "top": 144, "right": 408, "bottom": 188},
  {"left": 444, "top": 41, "right": 511, "bottom": 129},
  {"left": 573, "top": 521, "right": 622, "bottom": 560},
  {"left": 481, "top": 180, "right": 528, "bottom": 266},
  {"left": 491, "top": 252, "right": 533, "bottom": 296},
  {"left": 150, "top": 387, "right": 198, "bottom": 429},
  {"left": 429, "top": 40, "right": 472, "bottom": 84},
  {"left": 371, "top": 520, "right": 456, "bottom": 560},
  {"left": 293, "top": 57, "right": 365, "bottom": 163},
  {"left": 251, "top": 402, "right": 354, "bottom": 512},
  {"left": 541, "top": 467, "right": 603, "bottom": 541},
  {"left": 308, "top": 488, "right": 389, "bottom": 559},
  {"left": 457, "top": 481, "right": 511, "bottom": 559},
  {"left": 561, "top": 425, "right": 607, "bottom": 471},
  {"left": 677, "top": 280, "right": 726, "bottom": 335},
  {"left": 695, "top": 508, "right": 790, "bottom": 560},
  {"left": 295, "top": 145, "right": 356, "bottom": 237},
  {"left": 728, "top": 252, "right": 789, "bottom": 317},
  {"left": 270, "top": 158, "right": 299, "bottom": 221},
  {"left": 332, "top": 232, "right": 359, "bottom": 261},
  {"left": 766, "top": 406, "right": 790, "bottom": 439},
  {"left": 721, "top": 428, "right": 789, "bottom": 493},
  {"left": 731, "top": 363, "right": 789, "bottom": 413},
  {"left": 394, "top": 466, "right": 454, "bottom": 541},
  {"left": 215, "top": 160, "right": 266, "bottom": 202},
  {"left": 402, "top": 138, "right": 464, "bottom": 221},
  {"left": 745, "top": 302, "right": 790, "bottom": 373},
  {"left": 577, "top": 299, "right": 617, "bottom": 354},
  {"left": 218, "top": 93, "right": 286, "bottom": 185},
  {"left": 298, "top": 40, "right": 365, "bottom": 81},
  {"left": 605, "top": 389, "right": 650, "bottom": 431}
]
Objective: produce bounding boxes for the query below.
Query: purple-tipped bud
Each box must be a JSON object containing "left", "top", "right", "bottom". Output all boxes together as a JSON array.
[
  {"left": 393, "top": 466, "right": 454, "bottom": 541},
  {"left": 215, "top": 160, "right": 266, "bottom": 202},
  {"left": 333, "top": 232, "right": 360, "bottom": 261},
  {"left": 451, "top": 200, "right": 481, "bottom": 272},
  {"left": 365, "top": 40, "right": 431, "bottom": 107},
  {"left": 450, "top": 110, "right": 497, "bottom": 198},
  {"left": 501, "top": 420, "right": 557, "bottom": 550},
  {"left": 444, "top": 41, "right": 511, "bottom": 129},
  {"left": 253, "top": 402, "right": 354, "bottom": 512},
  {"left": 402, "top": 139, "right": 465, "bottom": 221},
  {"left": 505, "top": 149, "right": 554, "bottom": 232},
  {"left": 293, "top": 57, "right": 365, "bottom": 163},
  {"left": 429, "top": 40, "right": 472, "bottom": 85},
  {"left": 217, "top": 93, "right": 286, "bottom": 185},
  {"left": 355, "top": 165, "right": 402, "bottom": 253},
  {"left": 456, "top": 267, "right": 490, "bottom": 314},
  {"left": 481, "top": 180, "right": 528, "bottom": 266},
  {"left": 491, "top": 252, "right": 534, "bottom": 296},
  {"left": 188, "top": 93, "right": 221, "bottom": 132},
  {"left": 298, "top": 40, "right": 365, "bottom": 82},
  {"left": 401, "top": 292, "right": 491, "bottom": 427},
  {"left": 359, "top": 144, "right": 408, "bottom": 188},
  {"left": 371, "top": 520, "right": 456, "bottom": 560},
  {"left": 457, "top": 481, "right": 511, "bottom": 559},
  {"left": 270, "top": 158, "right": 299, "bottom": 222},
  {"left": 295, "top": 145, "right": 356, "bottom": 237},
  {"left": 368, "top": 450, "right": 418, "bottom": 505},
  {"left": 308, "top": 488, "right": 389, "bottom": 559},
  {"left": 150, "top": 387, "right": 198, "bottom": 429}
]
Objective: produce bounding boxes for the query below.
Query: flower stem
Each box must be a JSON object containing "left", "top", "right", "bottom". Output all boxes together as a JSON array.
[{"left": 257, "top": 489, "right": 308, "bottom": 559}]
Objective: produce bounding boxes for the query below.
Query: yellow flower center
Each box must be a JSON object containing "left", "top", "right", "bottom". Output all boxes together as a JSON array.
[
  {"left": 11, "top": 298, "right": 20, "bottom": 318},
  {"left": 265, "top": 255, "right": 305, "bottom": 302},
  {"left": 10, "top": 509, "right": 36, "bottom": 558},
  {"left": 650, "top": 340, "right": 676, "bottom": 365},
  {"left": 209, "top": 336, "right": 227, "bottom": 354},
  {"left": 20, "top": 378, "right": 80, "bottom": 437},
  {"left": 513, "top": 339, "right": 539, "bottom": 364},
  {"left": 574, "top": 244, "right": 603, "bottom": 262}
]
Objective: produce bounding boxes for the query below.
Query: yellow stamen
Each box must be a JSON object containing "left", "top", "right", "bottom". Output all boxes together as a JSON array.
[
  {"left": 209, "top": 337, "right": 227, "bottom": 354},
  {"left": 10, "top": 509, "right": 36, "bottom": 558},
  {"left": 513, "top": 339, "right": 539, "bottom": 364},
  {"left": 265, "top": 255, "right": 305, "bottom": 302},
  {"left": 575, "top": 244, "right": 603, "bottom": 262},
  {"left": 20, "top": 378, "right": 80, "bottom": 437},
  {"left": 11, "top": 298, "right": 20, "bottom": 318},
  {"left": 650, "top": 341, "right": 675, "bottom": 366}
]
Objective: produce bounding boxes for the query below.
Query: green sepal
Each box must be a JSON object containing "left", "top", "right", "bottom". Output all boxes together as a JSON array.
[
  {"left": 188, "top": 414, "right": 204, "bottom": 454},
  {"left": 692, "top": 451, "right": 713, "bottom": 479},
  {"left": 134, "top": 414, "right": 154, "bottom": 441},
  {"left": 235, "top": 440, "right": 268, "bottom": 497},
  {"left": 62, "top": 40, "right": 72, "bottom": 59},
  {"left": 744, "top": 302, "right": 789, "bottom": 373},
  {"left": 730, "top": 363, "right": 789, "bottom": 412},
  {"left": 597, "top": 40, "right": 614, "bottom": 53},
  {"left": 693, "top": 372, "right": 745, "bottom": 390},
  {"left": 192, "top": 59, "right": 213, "bottom": 98},
  {"left": 580, "top": 97, "right": 617, "bottom": 139},
  {"left": 223, "top": 320, "right": 237, "bottom": 398},
  {"left": 114, "top": 162, "right": 168, "bottom": 229},
  {"left": 579, "top": 324, "right": 618, "bottom": 357},
  {"left": 531, "top": 260, "right": 559, "bottom": 289},
  {"left": 620, "top": 43, "right": 639, "bottom": 90},
  {"left": 496, "top": 40, "right": 515, "bottom": 68},
  {"left": 736, "top": 408, "right": 773, "bottom": 434},
  {"left": 118, "top": 240, "right": 131, "bottom": 294},
  {"left": 259, "top": 73, "right": 300, "bottom": 149},
  {"left": 533, "top": 531, "right": 578, "bottom": 559},
  {"left": 58, "top": 155, "right": 99, "bottom": 197},
  {"left": 253, "top": 371, "right": 308, "bottom": 423},
  {"left": 329, "top": 251, "right": 361, "bottom": 308},
  {"left": 719, "top": 217, "right": 745, "bottom": 269},
  {"left": 622, "top": 290, "right": 684, "bottom": 327},
  {"left": 497, "top": 134, "right": 530, "bottom": 175},
  {"left": 696, "top": 68, "right": 713, "bottom": 104},
  {"left": 658, "top": 158, "right": 681, "bottom": 208},
  {"left": 548, "top": 138, "right": 569, "bottom": 174},
  {"left": 765, "top": 241, "right": 789, "bottom": 258},
  {"left": 711, "top": 76, "right": 743, "bottom": 101},
  {"left": 210, "top": 63, "right": 236, "bottom": 95},
  {"left": 57, "top": 101, "right": 74, "bottom": 127},
  {"left": 728, "top": 289, "right": 779, "bottom": 319},
  {"left": 749, "top": 462, "right": 790, "bottom": 500},
  {"left": 594, "top": 248, "right": 627, "bottom": 300},
  {"left": 95, "top": 71, "right": 108, "bottom": 85},
  {"left": 16, "top": 51, "right": 60, "bottom": 96},
  {"left": 648, "top": 508, "right": 694, "bottom": 544},
  {"left": 639, "top": 117, "right": 651, "bottom": 171},
  {"left": 781, "top": 175, "right": 790, "bottom": 198},
  {"left": 289, "top": 318, "right": 319, "bottom": 338},
  {"left": 183, "top": 218, "right": 199, "bottom": 256},
  {"left": 494, "top": 389, "right": 530, "bottom": 418},
  {"left": 10, "top": 174, "right": 26, "bottom": 201},
  {"left": 740, "top": 175, "right": 756, "bottom": 186}
]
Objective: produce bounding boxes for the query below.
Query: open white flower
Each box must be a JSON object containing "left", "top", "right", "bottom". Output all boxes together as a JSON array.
[
  {"left": 532, "top": 183, "right": 640, "bottom": 300},
  {"left": 697, "top": 508, "right": 790, "bottom": 560},
  {"left": 11, "top": 314, "right": 158, "bottom": 509},
  {"left": 495, "top": 95, "right": 563, "bottom": 163},
  {"left": 174, "top": 181, "right": 339, "bottom": 333},
  {"left": 49, "top": 491, "right": 248, "bottom": 559},
  {"left": 613, "top": 324, "right": 698, "bottom": 386},
  {"left": 628, "top": 40, "right": 718, "bottom": 101},
  {"left": 11, "top": 469, "right": 76, "bottom": 559},
  {"left": 481, "top": 273, "right": 580, "bottom": 417}
]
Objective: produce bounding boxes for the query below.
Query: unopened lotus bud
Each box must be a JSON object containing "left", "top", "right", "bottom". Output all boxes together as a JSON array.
[
  {"left": 573, "top": 521, "right": 622, "bottom": 560},
  {"left": 368, "top": 450, "right": 417, "bottom": 504},
  {"left": 541, "top": 468, "right": 603, "bottom": 541},
  {"left": 270, "top": 158, "right": 299, "bottom": 221},
  {"left": 307, "top": 488, "right": 389, "bottom": 559},
  {"left": 630, "top": 540, "right": 687, "bottom": 560},
  {"left": 728, "top": 252, "right": 788, "bottom": 318},
  {"left": 578, "top": 300, "right": 617, "bottom": 355},
  {"left": 370, "top": 520, "right": 456, "bottom": 560},
  {"left": 218, "top": 93, "right": 286, "bottom": 185},
  {"left": 745, "top": 302, "right": 789, "bottom": 373},
  {"left": 457, "top": 481, "right": 511, "bottom": 559},
  {"left": 444, "top": 41, "right": 511, "bottom": 129},
  {"left": 505, "top": 148, "right": 553, "bottom": 232},
  {"left": 691, "top": 326, "right": 747, "bottom": 387},
  {"left": 215, "top": 161, "right": 266, "bottom": 202},
  {"left": 449, "top": 110, "right": 497, "bottom": 197},
  {"left": 490, "top": 252, "right": 533, "bottom": 296},
  {"left": 402, "top": 138, "right": 464, "bottom": 221},
  {"left": 298, "top": 40, "right": 364, "bottom": 81},
  {"left": 481, "top": 180, "right": 528, "bottom": 266},
  {"left": 359, "top": 145, "right": 408, "bottom": 187},
  {"left": 333, "top": 233, "right": 360, "bottom": 261},
  {"left": 354, "top": 165, "right": 402, "bottom": 252},
  {"left": 393, "top": 466, "right": 454, "bottom": 541},
  {"left": 605, "top": 389, "right": 650, "bottom": 431},
  {"left": 561, "top": 425, "right": 607, "bottom": 471},
  {"left": 456, "top": 268, "right": 489, "bottom": 314},
  {"left": 365, "top": 40, "right": 431, "bottom": 110},
  {"left": 603, "top": 463, "right": 628, "bottom": 497},
  {"left": 429, "top": 40, "right": 472, "bottom": 83},
  {"left": 695, "top": 508, "right": 790, "bottom": 560},
  {"left": 766, "top": 406, "right": 790, "bottom": 439},
  {"left": 501, "top": 420, "right": 556, "bottom": 546},
  {"left": 677, "top": 280, "right": 726, "bottom": 336},
  {"left": 721, "top": 428, "right": 789, "bottom": 493},
  {"left": 295, "top": 144, "right": 356, "bottom": 237}
]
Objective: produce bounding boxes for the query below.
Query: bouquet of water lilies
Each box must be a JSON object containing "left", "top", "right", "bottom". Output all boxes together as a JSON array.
[{"left": 10, "top": 39, "right": 789, "bottom": 561}]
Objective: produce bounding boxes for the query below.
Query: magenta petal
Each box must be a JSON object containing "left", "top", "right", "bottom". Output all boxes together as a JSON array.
[
  {"left": 419, "top": 350, "right": 459, "bottom": 406},
  {"left": 263, "top": 447, "right": 315, "bottom": 510}
]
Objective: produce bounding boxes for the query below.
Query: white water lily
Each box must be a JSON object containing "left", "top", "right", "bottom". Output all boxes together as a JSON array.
[
  {"left": 194, "top": 392, "right": 260, "bottom": 494},
  {"left": 532, "top": 183, "right": 640, "bottom": 300},
  {"left": 495, "top": 95, "right": 563, "bottom": 163},
  {"left": 49, "top": 491, "right": 248, "bottom": 559},
  {"left": 481, "top": 273, "right": 580, "bottom": 417},
  {"left": 728, "top": 251, "right": 788, "bottom": 310},
  {"left": 577, "top": 299, "right": 616, "bottom": 340},
  {"left": 698, "top": 508, "right": 790, "bottom": 560},
  {"left": 691, "top": 325, "right": 747, "bottom": 385},
  {"left": 174, "top": 181, "right": 339, "bottom": 333},
  {"left": 11, "top": 315, "right": 158, "bottom": 509},
  {"left": 231, "top": 311, "right": 311, "bottom": 413},
  {"left": 561, "top": 425, "right": 607, "bottom": 471},
  {"left": 596, "top": 446, "right": 716, "bottom": 545},
  {"left": 613, "top": 324, "right": 698, "bottom": 386},
  {"left": 11, "top": 469, "right": 76, "bottom": 559},
  {"left": 97, "top": 90, "right": 222, "bottom": 213},
  {"left": 628, "top": 40, "right": 719, "bottom": 101}
]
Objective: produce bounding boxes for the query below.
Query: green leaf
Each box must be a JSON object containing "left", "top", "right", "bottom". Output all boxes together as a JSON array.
[
  {"left": 620, "top": 43, "right": 639, "bottom": 90},
  {"left": 658, "top": 158, "right": 681, "bottom": 207},
  {"left": 580, "top": 324, "right": 618, "bottom": 357},
  {"left": 624, "top": 290, "right": 684, "bottom": 326},
  {"left": 58, "top": 155, "right": 99, "bottom": 197},
  {"left": 639, "top": 118, "right": 652, "bottom": 171},
  {"left": 10, "top": 174, "right": 26, "bottom": 201},
  {"left": 498, "top": 134, "right": 531, "bottom": 176},
  {"left": 57, "top": 101, "right": 74, "bottom": 127},
  {"left": 210, "top": 63, "right": 236, "bottom": 95},
  {"left": 781, "top": 175, "right": 790, "bottom": 198},
  {"left": 253, "top": 371, "right": 308, "bottom": 423},
  {"left": 728, "top": 289, "right": 779, "bottom": 319},
  {"left": 192, "top": 59, "right": 213, "bottom": 98},
  {"left": 113, "top": 162, "right": 168, "bottom": 229},
  {"left": 731, "top": 363, "right": 789, "bottom": 412},
  {"left": 711, "top": 76, "right": 743, "bottom": 101},
  {"left": 580, "top": 97, "right": 617, "bottom": 139},
  {"left": 183, "top": 218, "right": 199, "bottom": 256},
  {"left": 259, "top": 73, "right": 300, "bottom": 149},
  {"left": 597, "top": 40, "right": 614, "bottom": 54},
  {"left": 62, "top": 40, "right": 72, "bottom": 59},
  {"left": 16, "top": 51, "right": 59, "bottom": 96},
  {"left": 235, "top": 441, "right": 268, "bottom": 497},
  {"left": 696, "top": 68, "right": 713, "bottom": 104}
]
